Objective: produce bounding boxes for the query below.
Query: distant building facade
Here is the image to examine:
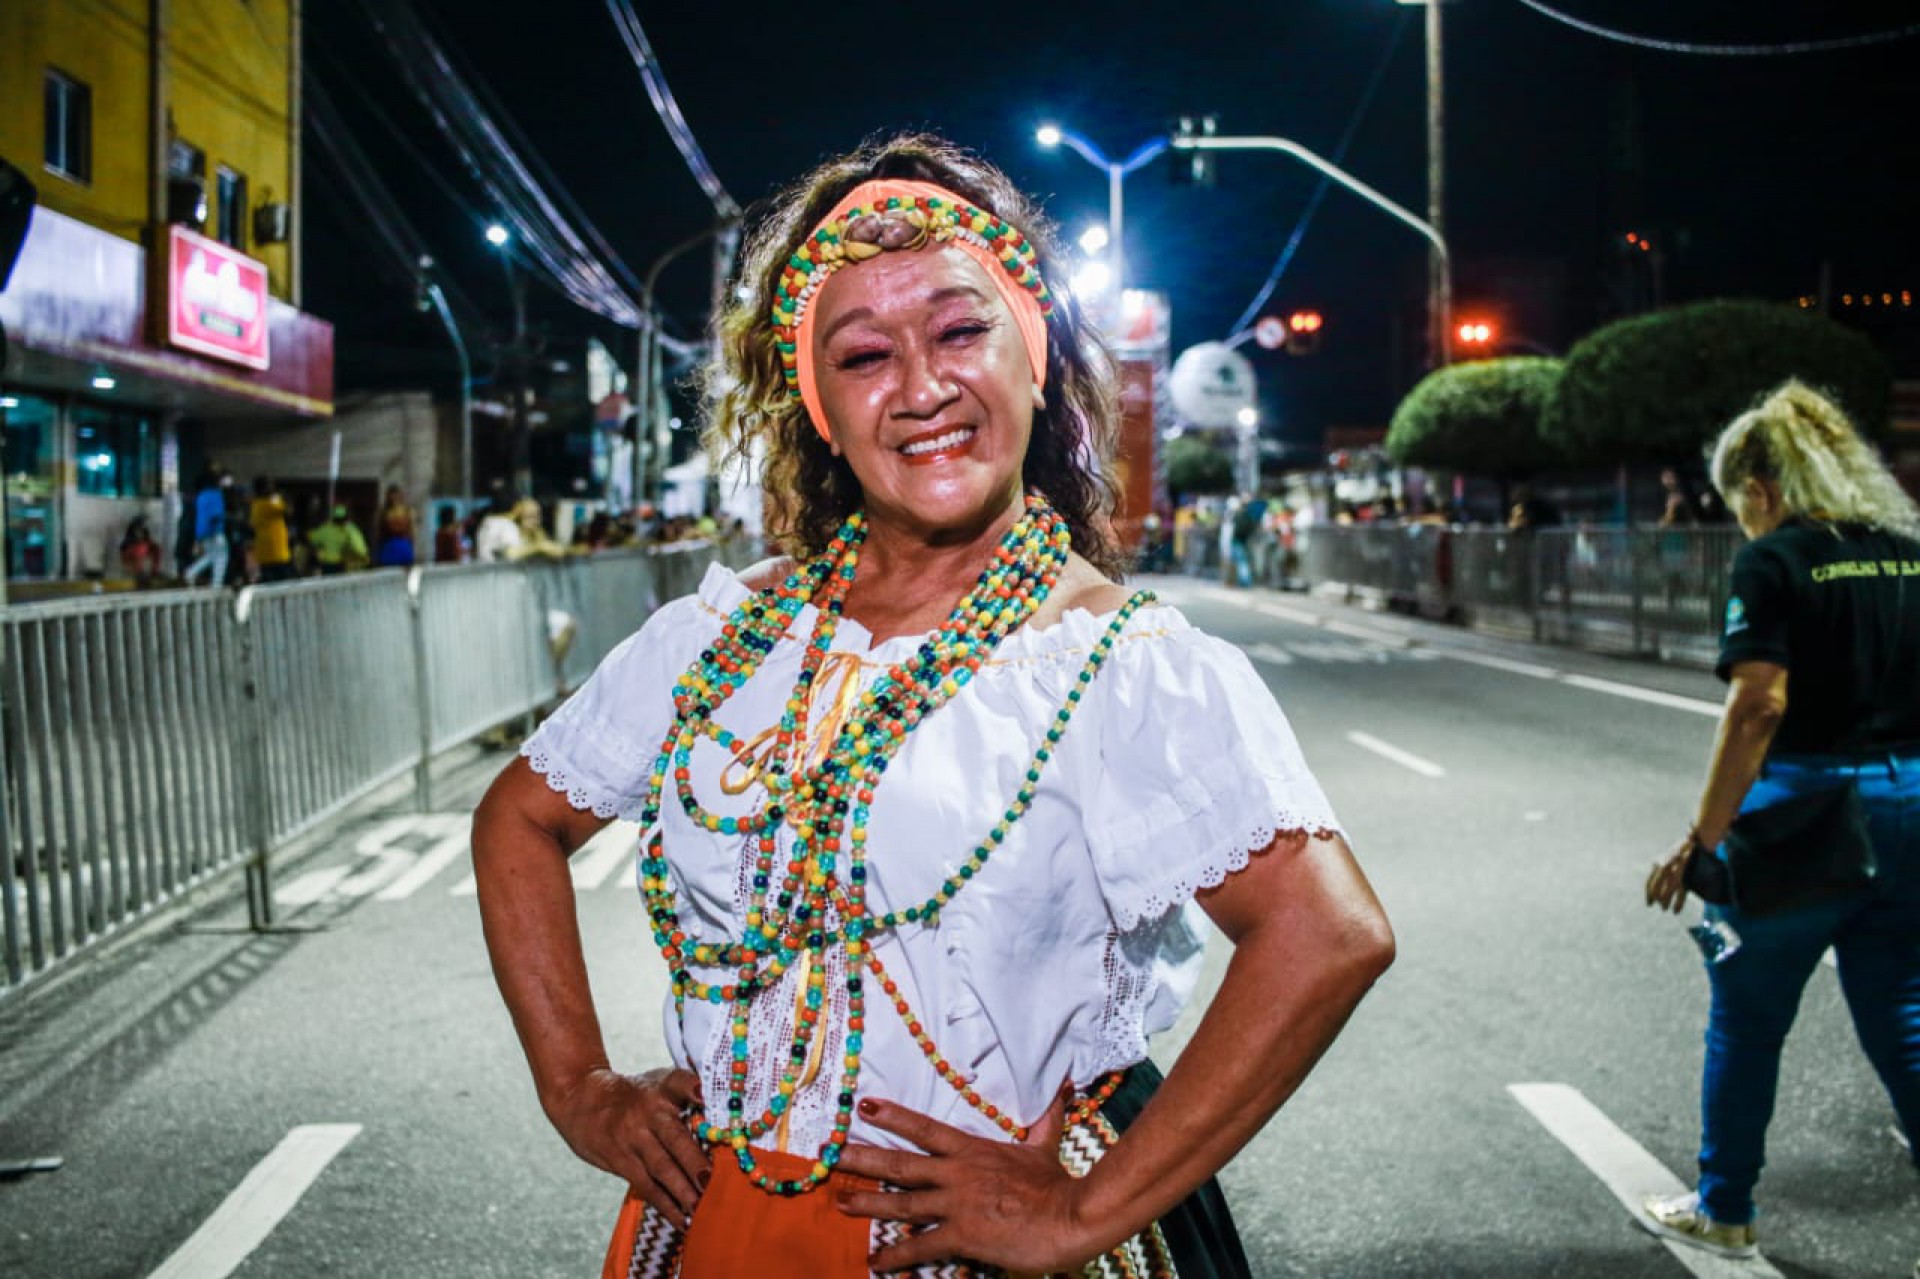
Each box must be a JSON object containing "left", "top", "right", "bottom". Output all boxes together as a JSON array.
[{"left": 0, "top": 0, "right": 333, "bottom": 585}]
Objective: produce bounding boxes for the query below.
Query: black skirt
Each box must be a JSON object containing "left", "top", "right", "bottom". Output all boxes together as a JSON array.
[{"left": 1089, "top": 1058, "right": 1254, "bottom": 1279}]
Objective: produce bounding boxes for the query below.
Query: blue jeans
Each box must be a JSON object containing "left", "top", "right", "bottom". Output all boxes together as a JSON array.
[{"left": 1696, "top": 752, "right": 1920, "bottom": 1224}]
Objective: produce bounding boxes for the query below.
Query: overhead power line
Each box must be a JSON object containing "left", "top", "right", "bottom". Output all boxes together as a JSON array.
[
  {"left": 306, "top": 75, "right": 487, "bottom": 336},
  {"left": 1229, "top": 11, "right": 1412, "bottom": 337},
  {"left": 604, "top": 0, "right": 740, "bottom": 219},
  {"left": 353, "top": 0, "right": 644, "bottom": 327},
  {"left": 1510, "top": 1, "right": 1920, "bottom": 56}
]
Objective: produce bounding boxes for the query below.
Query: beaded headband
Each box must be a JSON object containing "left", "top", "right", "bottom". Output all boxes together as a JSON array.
[{"left": 772, "top": 179, "right": 1054, "bottom": 443}]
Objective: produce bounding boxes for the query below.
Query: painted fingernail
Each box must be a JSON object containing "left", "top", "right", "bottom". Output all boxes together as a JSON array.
[{"left": 858, "top": 1098, "right": 878, "bottom": 1117}]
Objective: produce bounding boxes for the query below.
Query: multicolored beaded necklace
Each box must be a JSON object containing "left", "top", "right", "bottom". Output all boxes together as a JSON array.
[{"left": 637, "top": 493, "right": 1153, "bottom": 1195}]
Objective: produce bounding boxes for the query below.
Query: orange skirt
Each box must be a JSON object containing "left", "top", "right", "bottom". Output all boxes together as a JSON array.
[{"left": 601, "top": 1146, "right": 886, "bottom": 1279}]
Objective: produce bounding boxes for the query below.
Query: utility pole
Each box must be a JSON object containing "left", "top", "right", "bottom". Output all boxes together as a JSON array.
[{"left": 1425, "top": 0, "right": 1450, "bottom": 367}]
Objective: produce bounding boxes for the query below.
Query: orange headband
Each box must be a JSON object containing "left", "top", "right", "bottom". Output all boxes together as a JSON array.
[{"left": 771, "top": 179, "right": 1053, "bottom": 443}]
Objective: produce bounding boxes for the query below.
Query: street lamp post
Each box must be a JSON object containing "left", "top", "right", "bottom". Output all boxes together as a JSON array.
[
  {"left": 485, "top": 223, "right": 533, "bottom": 496},
  {"left": 414, "top": 256, "right": 473, "bottom": 519},
  {"left": 633, "top": 219, "right": 741, "bottom": 511},
  {"left": 1172, "top": 134, "right": 1451, "bottom": 364},
  {"left": 1035, "top": 125, "right": 1167, "bottom": 305}
]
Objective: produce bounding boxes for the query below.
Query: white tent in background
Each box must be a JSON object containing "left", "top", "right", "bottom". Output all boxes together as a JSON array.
[
  {"left": 660, "top": 452, "right": 709, "bottom": 518},
  {"left": 714, "top": 436, "right": 764, "bottom": 535}
]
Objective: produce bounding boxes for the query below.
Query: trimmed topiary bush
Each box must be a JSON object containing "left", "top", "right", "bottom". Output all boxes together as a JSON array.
[
  {"left": 1164, "top": 433, "right": 1235, "bottom": 497},
  {"left": 1385, "top": 356, "right": 1565, "bottom": 477},
  {"left": 1542, "top": 299, "right": 1891, "bottom": 465}
]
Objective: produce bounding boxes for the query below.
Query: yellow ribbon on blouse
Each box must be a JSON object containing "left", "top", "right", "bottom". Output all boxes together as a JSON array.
[{"left": 712, "top": 651, "right": 866, "bottom": 1153}]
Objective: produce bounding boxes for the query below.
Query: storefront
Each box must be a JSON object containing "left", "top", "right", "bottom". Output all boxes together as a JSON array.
[{"left": 0, "top": 206, "right": 332, "bottom": 588}]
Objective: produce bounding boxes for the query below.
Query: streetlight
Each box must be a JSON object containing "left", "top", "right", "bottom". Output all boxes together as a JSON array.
[
  {"left": 633, "top": 218, "right": 742, "bottom": 509},
  {"left": 485, "top": 221, "right": 531, "bottom": 494},
  {"left": 415, "top": 255, "right": 473, "bottom": 518},
  {"left": 1077, "top": 224, "right": 1110, "bottom": 256},
  {"left": 1034, "top": 123, "right": 1167, "bottom": 303},
  {"left": 1070, "top": 260, "right": 1113, "bottom": 300},
  {"left": 1170, "top": 133, "right": 1451, "bottom": 363}
]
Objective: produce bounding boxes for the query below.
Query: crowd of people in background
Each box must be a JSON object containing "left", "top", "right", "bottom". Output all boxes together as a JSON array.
[
  {"left": 129, "top": 465, "right": 747, "bottom": 592},
  {"left": 1143, "top": 467, "right": 1738, "bottom": 593}
]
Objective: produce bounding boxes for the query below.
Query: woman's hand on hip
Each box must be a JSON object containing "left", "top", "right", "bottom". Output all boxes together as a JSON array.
[
  {"left": 1645, "top": 837, "right": 1694, "bottom": 913},
  {"left": 546, "top": 1066, "right": 708, "bottom": 1227},
  {"left": 835, "top": 1087, "right": 1102, "bottom": 1274}
]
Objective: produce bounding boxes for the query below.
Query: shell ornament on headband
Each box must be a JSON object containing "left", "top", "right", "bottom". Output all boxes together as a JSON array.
[{"left": 770, "top": 193, "right": 1054, "bottom": 400}]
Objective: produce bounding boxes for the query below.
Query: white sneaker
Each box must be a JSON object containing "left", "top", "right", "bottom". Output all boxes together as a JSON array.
[{"left": 1639, "top": 1191, "right": 1758, "bottom": 1259}]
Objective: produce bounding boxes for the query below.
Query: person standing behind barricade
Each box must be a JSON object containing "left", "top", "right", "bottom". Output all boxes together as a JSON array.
[
  {"left": 377, "top": 485, "right": 418, "bottom": 568},
  {"left": 307, "top": 504, "right": 369, "bottom": 576},
  {"left": 119, "top": 517, "right": 161, "bottom": 587},
  {"left": 1642, "top": 379, "right": 1920, "bottom": 1259},
  {"left": 434, "top": 505, "right": 465, "bottom": 564},
  {"left": 474, "top": 496, "right": 524, "bottom": 564},
  {"left": 251, "top": 476, "right": 294, "bottom": 583},
  {"left": 290, "top": 495, "right": 322, "bottom": 576},
  {"left": 181, "top": 467, "right": 231, "bottom": 588}
]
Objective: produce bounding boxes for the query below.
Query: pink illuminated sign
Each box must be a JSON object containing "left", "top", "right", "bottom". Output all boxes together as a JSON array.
[{"left": 162, "top": 225, "right": 271, "bottom": 370}]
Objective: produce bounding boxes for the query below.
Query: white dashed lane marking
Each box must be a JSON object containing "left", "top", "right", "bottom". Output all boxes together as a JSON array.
[
  {"left": 1345, "top": 731, "right": 1446, "bottom": 779},
  {"left": 147, "top": 1124, "right": 361, "bottom": 1279},
  {"left": 1247, "top": 642, "right": 1295, "bottom": 666},
  {"left": 1509, "top": 1084, "right": 1782, "bottom": 1278}
]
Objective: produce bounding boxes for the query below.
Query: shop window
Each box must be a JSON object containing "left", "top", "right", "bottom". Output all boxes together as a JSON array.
[
  {"left": 44, "top": 69, "right": 92, "bottom": 184},
  {"left": 3, "top": 394, "right": 61, "bottom": 578},
  {"left": 72, "top": 402, "right": 160, "bottom": 499},
  {"left": 216, "top": 167, "right": 248, "bottom": 250}
]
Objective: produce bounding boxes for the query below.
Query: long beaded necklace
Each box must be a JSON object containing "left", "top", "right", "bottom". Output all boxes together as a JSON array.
[{"left": 638, "top": 494, "right": 1153, "bottom": 1194}]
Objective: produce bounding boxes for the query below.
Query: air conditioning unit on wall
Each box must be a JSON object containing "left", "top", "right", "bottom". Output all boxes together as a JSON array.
[{"left": 253, "top": 202, "right": 291, "bottom": 245}]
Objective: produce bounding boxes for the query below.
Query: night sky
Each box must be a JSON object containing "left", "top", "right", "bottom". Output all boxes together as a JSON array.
[{"left": 305, "top": 0, "right": 1920, "bottom": 455}]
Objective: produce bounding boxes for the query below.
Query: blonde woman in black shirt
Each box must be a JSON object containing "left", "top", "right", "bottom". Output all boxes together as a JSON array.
[{"left": 1643, "top": 380, "right": 1920, "bottom": 1258}]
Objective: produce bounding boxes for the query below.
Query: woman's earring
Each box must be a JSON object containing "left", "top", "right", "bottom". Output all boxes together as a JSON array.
[{"left": 1031, "top": 384, "right": 1046, "bottom": 412}]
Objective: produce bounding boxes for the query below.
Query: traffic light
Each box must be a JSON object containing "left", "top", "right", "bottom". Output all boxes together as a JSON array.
[
  {"left": 1285, "top": 309, "right": 1323, "bottom": 355},
  {"left": 1456, "top": 319, "right": 1495, "bottom": 348},
  {"left": 1171, "top": 115, "right": 1218, "bottom": 186}
]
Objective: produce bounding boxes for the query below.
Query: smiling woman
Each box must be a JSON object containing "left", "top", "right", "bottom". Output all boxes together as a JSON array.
[{"left": 470, "top": 133, "right": 1395, "bottom": 1279}]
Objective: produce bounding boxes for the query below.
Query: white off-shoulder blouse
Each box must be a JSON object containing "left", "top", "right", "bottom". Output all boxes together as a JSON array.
[{"left": 522, "top": 563, "right": 1342, "bottom": 1155}]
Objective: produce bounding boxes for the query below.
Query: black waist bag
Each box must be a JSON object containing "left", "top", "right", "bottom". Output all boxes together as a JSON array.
[{"left": 1722, "top": 781, "right": 1877, "bottom": 917}]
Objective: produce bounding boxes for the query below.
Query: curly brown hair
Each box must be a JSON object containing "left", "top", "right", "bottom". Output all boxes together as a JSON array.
[{"left": 700, "top": 133, "right": 1125, "bottom": 578}]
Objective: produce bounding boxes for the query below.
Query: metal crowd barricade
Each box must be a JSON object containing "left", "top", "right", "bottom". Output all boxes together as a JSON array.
[
  {"left": 1, "top": 592, "right": 243, "bottom": 985},
  {"left": 1299, "top": 524, "right": 1446, "bottom": 616},
  {"left": 0, "top": 538, "right": 747, "bottom": 995},
  {"left": 243, "top": 573, "right": 424, "bottom": 849},
  {"left": 416, "top": 562, "right": 552, "bottom": 757},
  {"left": 1294, "top": 523, "right": 1742, "bottom": 661}
]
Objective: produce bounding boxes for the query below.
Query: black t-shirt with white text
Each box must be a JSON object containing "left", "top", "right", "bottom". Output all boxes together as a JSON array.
[{"left": 1717, "top": 518, "right": 1920, "bottom": 754}]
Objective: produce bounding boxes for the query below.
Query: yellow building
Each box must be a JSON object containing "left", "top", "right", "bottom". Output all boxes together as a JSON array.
[{"left": 0, "top": 0, "right": 332, "bottom": 586}]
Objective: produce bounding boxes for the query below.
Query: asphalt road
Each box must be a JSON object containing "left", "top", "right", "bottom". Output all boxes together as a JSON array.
[{"left": 1, "top": 576, "right": 1913, "bottom": 1278}]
